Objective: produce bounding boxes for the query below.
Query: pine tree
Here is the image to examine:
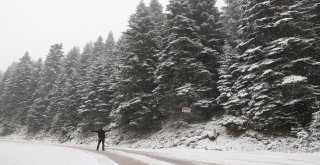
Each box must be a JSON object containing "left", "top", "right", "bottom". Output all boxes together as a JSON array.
[
  {"left": 217, "top": 44, "right": 239, "bottom": 108},
  {"left": 43, "top": 44, "right": 64, "bottom": 94},
  {"left": 92, "top": 36, "right": 105, "bottom": 60},
  {"left": 302, "top": 0, "right": 320, "bottom": 137},
  {"left": 103, "top": 31, "right": 119, "bottom": 105},
  {"left": 48, "top": 47, "right": 82, "bottom": 137},
  {"left": 113, "top": 1, "right": 165, "bottom": 130},
  {"left": 223, "top": 0, "right": 320, "bottom": 133},
  {"left": 0, "top": 63, "right": 17, "bottom": 123},
  {"left": 104, "top": 31, "right": 119, "bottom": 84},
  {"left": 1, "top": 52, "right": 35, "bottom": 125},
  {"left": 78, "top": 36, "right": 110, "bottom": 131},
  {"left": 154, "top": 0, "right": 225, "bottom": 119},
  {"left": 26, "top": 58, "right": 44, "bottom": 133},
  {"left": 310, "top": 100, "right": 320, "bottom": 140},
  {"left": 104, "top": 31, "right": 116, "bottom": 56},
  {"left": 77, "top": 42, "right": 94, "bottom": 126},
  {"left": 0, "top": 71, "right": 3, "bottom": 82},
  {"left": 30, "top": 58, "right": 44, "bottom": 99},
  {"left": 28, "top": 44, "right": 64, "bottom": 132},
  {"left": 109, "top": 35, "right": 129, "bottom": 126},
  {"left": 149, "top": 0, "right": 167, "bottom": 51},
  {"left": 221, "top": 0, "right": 242, "bottom": 47},
  {"left": 79, "top": 42, "right": 94, "bottom": 77},
  {"left": 0, "top": 63, "right": 18, "bottom": 134},
  {"left": 13, "top": 52, "right": 35, "bottom": 122}
]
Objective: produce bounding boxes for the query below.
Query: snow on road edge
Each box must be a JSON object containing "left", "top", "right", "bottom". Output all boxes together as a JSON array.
[{"left": 115, "top": 148, "right": 320, "bottom": 165}]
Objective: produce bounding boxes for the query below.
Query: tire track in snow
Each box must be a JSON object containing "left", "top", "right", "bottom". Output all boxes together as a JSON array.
[
  {"left": 0, "top": 139, "right": 217, "bottom": 165},
  {"left": 73, "top": 146, "right": 214, "bottom": 165},
  {"left": 111, "top": 149, "right": 217, "bottom": 165},
  {"left": 68, "top": 147, "right": 149, "bottom": 165},
  {"left": 110, "top": 150, "right": 174, "bottom": 165}
]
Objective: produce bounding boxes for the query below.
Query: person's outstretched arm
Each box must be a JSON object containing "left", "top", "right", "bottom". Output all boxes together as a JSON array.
[{"left": 103, "top": 129, "right": 111, "bottom": 133}]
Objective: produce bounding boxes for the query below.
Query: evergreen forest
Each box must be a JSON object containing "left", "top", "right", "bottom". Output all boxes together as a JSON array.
[{"left": 0, "top": 0, "right": 319, "bottom": 141}]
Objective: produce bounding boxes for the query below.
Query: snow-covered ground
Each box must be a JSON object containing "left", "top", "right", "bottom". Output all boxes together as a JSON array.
[
  {"left": 2, "top": 119, "right": 319, "bottom": 153},
  {"left": 1, "top": 119, "right": 320, "bottom": 165},
  {"left": 0, "top": 141, "right": 116, "bottom": 165},
  {"left": 102, "top": 120, "right": 320, "bottom": 153},
  {"left": 0, "top": 141, "right": 320, "bottom": 165},
  {"left": 1, "top": 140, "right": 320, "bottom": 165}
]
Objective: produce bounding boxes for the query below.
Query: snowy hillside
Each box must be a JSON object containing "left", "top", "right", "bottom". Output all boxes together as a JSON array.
[{"left": 99, "top": 119, "right": 320, "bottom": 153}]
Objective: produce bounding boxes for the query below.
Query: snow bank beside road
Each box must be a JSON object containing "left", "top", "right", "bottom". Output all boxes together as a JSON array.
[
  {"left": 0, "top": 141, "right": 116, "bottom": 165},
  {"left": 104, "top": 120, "right": 320, "bottom": 153}
]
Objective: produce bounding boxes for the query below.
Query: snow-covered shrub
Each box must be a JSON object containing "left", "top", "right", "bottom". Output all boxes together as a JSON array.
[
  {"left": 310, "top": 111, "right": 320, "bottom": 140},
  {"left": 222, "top": 116, "right": 247, "bottom": 136},
  {"left": 192, "top": 100, "right": 224, "bottom": 119},
  {"left": 117, "top": 96, "right": 160, "bottom": 130},
  {"left": 0, "top": 123, "right": 14, "bottom": 136},
  {"left": 172, "top": 121, "right": 189, "bottom": 129}
]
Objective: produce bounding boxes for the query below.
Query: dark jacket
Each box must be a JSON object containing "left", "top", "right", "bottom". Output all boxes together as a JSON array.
[{"left": 91, "top": 129, "right": 110, "bottom": 139}]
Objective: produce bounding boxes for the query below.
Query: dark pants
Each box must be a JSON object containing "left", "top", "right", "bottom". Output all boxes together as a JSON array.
[{"left": 97, "top": 138, "right": 105, "bottom": 151}]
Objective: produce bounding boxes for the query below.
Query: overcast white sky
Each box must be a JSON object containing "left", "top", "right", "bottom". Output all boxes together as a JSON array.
[{"left": 0, "top": 0, "right": 226, "bottom": 71}]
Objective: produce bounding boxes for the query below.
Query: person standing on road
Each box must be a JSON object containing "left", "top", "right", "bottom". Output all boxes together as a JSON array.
[{"left": 91, "top": 128, "right": 110, "bottom": 151}]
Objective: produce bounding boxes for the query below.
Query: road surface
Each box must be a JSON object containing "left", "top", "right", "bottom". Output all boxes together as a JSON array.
[
  {"left": 1, "top": 140, "right": 320, "bottom": 165},
  {"left": 0, "top": 140, "right": 212, "bottom": 165},
  {"left": 64, "top": 145, "right": 212, "bottom": 165}
]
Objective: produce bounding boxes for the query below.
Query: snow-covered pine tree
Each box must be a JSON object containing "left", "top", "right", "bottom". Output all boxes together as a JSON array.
[
  {"left": 221, "top": 0, "right": 242, "bottom": 47},
  {"left": 310, "top": 113, "right": 320, "bottom": 140},
  {"left": 92, "top": 36, "right": 105, "bottom": 60},
  {"left": 0, "top": 67, "right": 18, "bottom": 124},
  {"left": 50, "top": 47, "right": 82, "bottom": 137},
  {"left": 78, "top": 36, "right": 110, "bottom": 131},
  {"left": 104, "top": 32, "right": 116, "bottom": 56},
  {"left": 27, "top": 44, "right": 64, "bottom": 132},
  {"left": 26, "top": 58, "right": 44, "bottom": 133},
  {"left": 0, "top": 71, "right": 3, "bottom": 82},
  {"left": 0, "top": 53, "right": 35, "bottom": 126},
  {"left": 89, "top": 32, "right": 120, "bottom": 129},
  {"left": 113, "top": 1, "right": 164, "bottom": 130},
  {"left": 42, "top": 44, "right": 64, "bottom": 92},
  {"left": 216, "top": 44, "right": 239, "bottom": 110},
  {"left": 216, "top": 0, "right": 245, "bottom": 132},
  {"left": 149, "top": 0, "right": 167, "bottom": 51},
  {"left": 79, "top": 42, "right": 94, "bottom": 77},
  {"left": 302, "top": 0, "right": 320, "bottom": 138},
  {"left": 0, "top": 64, "right": 17, "bottom": 102},
  {"left": 154, "top": 0, "right": 225, "bottom": 119},
  {"left": 102, "top": 32, "right": 119, "bottom": 113},
  {"left": 109, "top": 35, "right": 129, "bottom": 126},
  {"left": 104, "top": 31, "right": 120, "bottom": 85},
  {"left": 0, "top": 63, "right": 18, "bottom": 134},
  {"left": 30, "top": 58, "right": 44, "bottom": 100},
  {"left": 77, "top": 42, "right": 94, "bottom": 115},
  {"left": 223, "top": 0, "right": 320, "bottom": 134}
]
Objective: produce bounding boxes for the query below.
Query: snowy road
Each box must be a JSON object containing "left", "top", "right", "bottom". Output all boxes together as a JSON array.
[
  {"left": 0, "top": 141, "right": 208, "bottom": 165},
  {"left": 1, "top": 140, "right": 320, "bottom": 165},
  {"left": 0, "top": 141, "right": 116, "bottom": 165}
]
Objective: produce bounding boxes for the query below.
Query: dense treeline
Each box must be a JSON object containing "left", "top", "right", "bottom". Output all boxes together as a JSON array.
[{"left": 0, "top": 0, "right": 319, "bottom": 139}]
